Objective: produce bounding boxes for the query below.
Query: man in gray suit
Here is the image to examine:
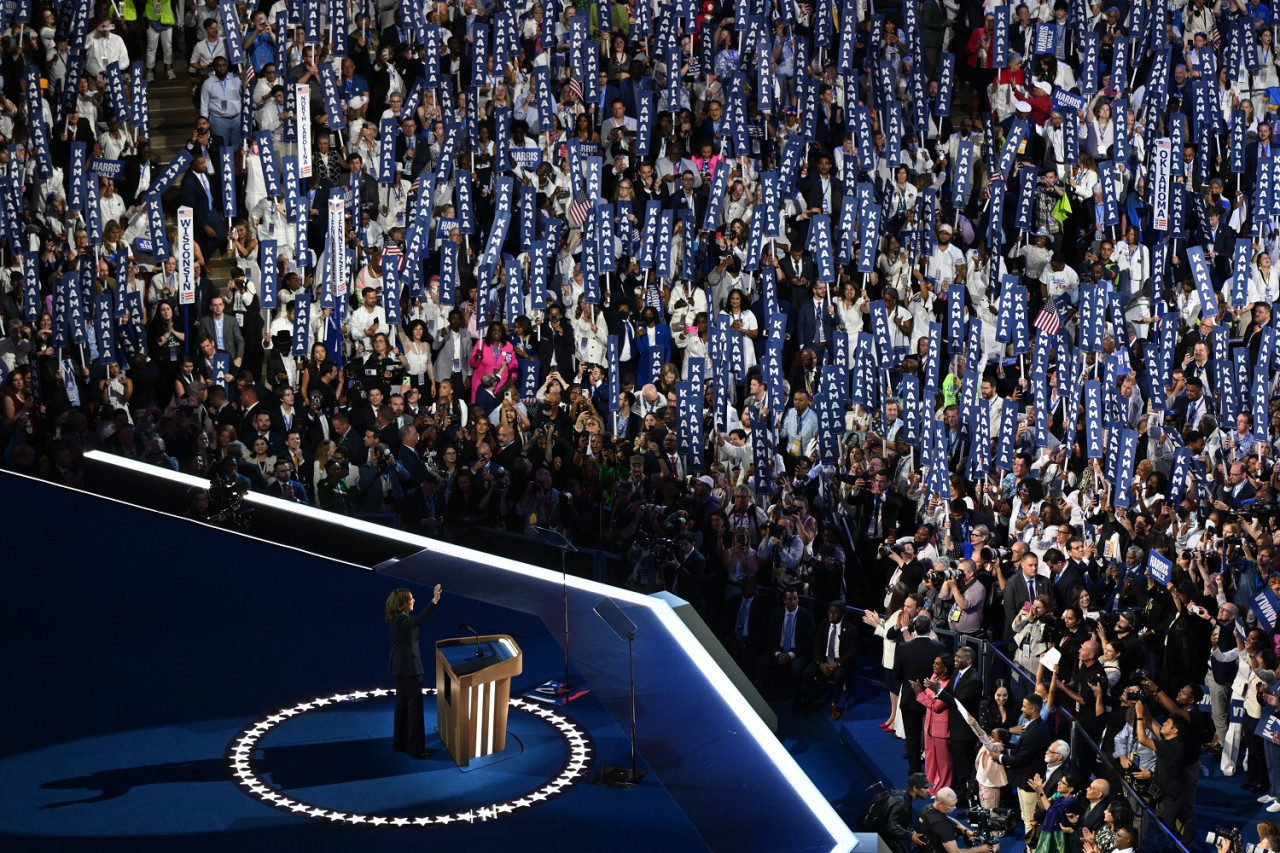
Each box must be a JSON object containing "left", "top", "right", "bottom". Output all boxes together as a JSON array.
[{"left": 197, "top": 296, "right": 245, "bottom": 372}]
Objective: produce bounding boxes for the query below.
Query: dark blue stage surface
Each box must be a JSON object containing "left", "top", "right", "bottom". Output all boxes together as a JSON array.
[{"left": 0, "top": 469, "right": 853, "bottom": 852}]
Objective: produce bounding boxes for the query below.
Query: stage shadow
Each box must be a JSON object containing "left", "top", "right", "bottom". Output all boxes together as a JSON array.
[
  {"left": 255, "top": 736, "right": 454, "bottom": 788},
  {"left": 39, "top": 758, "right": 228, "bottom": 808}
]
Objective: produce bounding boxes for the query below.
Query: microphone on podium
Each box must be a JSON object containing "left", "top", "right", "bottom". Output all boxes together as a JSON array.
[{"left": 458, "top": 621, "right": 484, "bottom": 658}]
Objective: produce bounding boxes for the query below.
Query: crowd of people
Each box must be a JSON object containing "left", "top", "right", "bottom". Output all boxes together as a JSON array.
[{"left": 14, "top": 0, "right": 1280, "bottom": 848}]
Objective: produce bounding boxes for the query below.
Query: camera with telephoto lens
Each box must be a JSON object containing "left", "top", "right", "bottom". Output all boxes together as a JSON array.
[
  {"left": 1097, "top": 610, "right": 1122, "bottom": 633},
  {"left": 1209, "top": 826, "right": 1242, "bottom": 849},
  {"left": 1125, "top": 669, "right": 1154, "bottom": 702},
  {"left": 962, "top": 807, "right": 1017, "bottom": 843},
  {"left": 208, "top": 478, "right": 254, "bottom": 530},
  {"left": 926, "top": 565, "right": 962, "bottom": 586}
]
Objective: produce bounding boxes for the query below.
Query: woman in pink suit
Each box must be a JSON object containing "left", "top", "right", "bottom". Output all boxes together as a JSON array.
[
  {"left": 912, "top": 655, "right": 954, "bottom": 795},
  {"left": 468, "top": 320, "right": 517, "bottom": 404}
]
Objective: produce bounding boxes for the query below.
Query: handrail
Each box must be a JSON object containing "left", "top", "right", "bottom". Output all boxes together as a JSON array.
[{"left": 979, "top": 640, "right": 1192, "bottom": 853}]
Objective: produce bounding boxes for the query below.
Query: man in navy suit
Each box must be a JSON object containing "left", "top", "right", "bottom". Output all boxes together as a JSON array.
[
  {"left": 795, "top": 280, "right": 838, "bottom": 364},
  {"left": 264, "top": 460, "right": 309, "bottom": 504},
  {"left": 893, "top": 615, "right": 948, "bottom": 773},
  {"left": 755, "top": 587, "right": 816, "bottom": 701},
  {"left": 386, "top": 584, "right": 442, "bottom": 758},
  {"left": 998, "top": 693, "right": 1054, "bottom": 837},
  {"left": 1215, "top": 461, "right": 1257, "bottom": 511},
  {"left": 178, "top": 154, "right": 227, "bottom": 259},
  {"left": 930, "top": 647, "right": 984, "bottom": 807},
  {"left": 1044, "top": 548, "right": 1086, "bottom": 603},
  {"left": 801, "top": 600, "right": 858, "bottom": 717}
]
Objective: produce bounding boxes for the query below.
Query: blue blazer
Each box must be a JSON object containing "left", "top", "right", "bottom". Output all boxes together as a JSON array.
[{"left": 634, "top": 323, "right": 672, "bottom": 386}]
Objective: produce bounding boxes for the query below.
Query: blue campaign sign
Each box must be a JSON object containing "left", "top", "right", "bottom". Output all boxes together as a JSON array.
[
  {"left": 1085, "top": 379, "right": 1105, "bottom": 458},
  {"left": 1256, "top": 712, "right": 1280, "bottom": 741},
  {"left": 993, "top": 5, "right": 1010, "bottom": 67},
  {"left": 1147, "top": 548, "right": 1173, "bottom": 586},
  {"left": 936, "top": 53, "right": 955, "bottom": 116},
  {"left": 1186, "top": 246, "right": 1218, "bottom": 317},
  {"left": 1253, "top": 586, "right": 1280, "bottom": 632}
]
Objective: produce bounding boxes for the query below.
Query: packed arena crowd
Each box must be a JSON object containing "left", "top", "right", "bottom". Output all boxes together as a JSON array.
[{"left": 13, "top": 0, "right": 1280, "bottom": 848}]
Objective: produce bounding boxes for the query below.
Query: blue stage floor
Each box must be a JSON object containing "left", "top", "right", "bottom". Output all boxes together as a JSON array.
[{"left": 0, "top": 473, "right": 850, "bottom": 852}]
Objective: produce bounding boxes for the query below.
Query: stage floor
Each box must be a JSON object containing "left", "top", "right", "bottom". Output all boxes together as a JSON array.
[{"left": 1, "top": 473, "right": 850, "bottom": 852}]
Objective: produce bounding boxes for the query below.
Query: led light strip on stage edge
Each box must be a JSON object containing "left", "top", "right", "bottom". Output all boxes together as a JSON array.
[
  {"left": 226, "top": 687, "right": 592, "bottom": 825},
  {"left": 84, "top": 452, "right": 857, "bottom": 853}
]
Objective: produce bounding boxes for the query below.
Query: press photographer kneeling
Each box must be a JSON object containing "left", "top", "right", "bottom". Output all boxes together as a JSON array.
[{"left": 918, "top": 787, "right": 994, "bottom": 853}]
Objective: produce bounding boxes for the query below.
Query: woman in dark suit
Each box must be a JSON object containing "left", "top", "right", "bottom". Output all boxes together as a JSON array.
[{"left": 386, "top": 584, "right": 443, "bottom": 758}]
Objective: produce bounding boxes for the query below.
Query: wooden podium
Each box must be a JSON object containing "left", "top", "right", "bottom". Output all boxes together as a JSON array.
[{"left": 435, "top": 635, "right": 523, "bottom": 767}]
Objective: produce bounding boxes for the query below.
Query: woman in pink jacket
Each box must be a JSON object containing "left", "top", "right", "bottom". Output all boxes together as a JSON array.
[
  {"left": 913, "top": 654, "right": 954, "bottom": 795},
  {"left": 468, "top": 320, "right": 517, "bottom": 404}
]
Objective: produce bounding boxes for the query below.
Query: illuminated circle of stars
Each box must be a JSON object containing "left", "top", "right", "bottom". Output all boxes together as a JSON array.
[{"left": 227, "top": 687, "right": 593, "bottom": 826}]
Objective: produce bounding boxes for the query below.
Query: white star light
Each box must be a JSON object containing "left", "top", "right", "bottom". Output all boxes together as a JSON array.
[{"left": 227, "top": 685, "right": 593, "bottom": 828}]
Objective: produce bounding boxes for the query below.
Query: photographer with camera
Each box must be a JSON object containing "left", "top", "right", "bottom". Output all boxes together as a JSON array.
[
  {"left": 937, "top": 558, "right": 987, "bottom": 637},
  {"left": 1122, "top": 685, "right": 1197, "bottom": 843},
  {"left": 357, "top": 442, "right": 410, "bottom": 513},
  {"left": 860, "top": 773, "right": 932, "bottom": 853},
  {"left": 757, "top": 514, "right": 806, "bottom": 590},
  {"left": 918, "top": 787, "right": 994, "bottom": 853},
  {"left": 515, "top": 466, "right": 561, "bottom": 535}
]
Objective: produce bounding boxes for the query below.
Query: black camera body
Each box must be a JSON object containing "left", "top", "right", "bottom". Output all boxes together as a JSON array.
[
  {"left": 963, "top": 807, "right": 1017, "bottom": 842},
  {"left": 926, "top": 568, "right": 961, "bottom": 586}
]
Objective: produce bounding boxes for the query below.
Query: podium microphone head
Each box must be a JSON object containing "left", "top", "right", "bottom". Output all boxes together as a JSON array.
[{"left": 457, "top": 622, "right": 471, "bottom": 631}]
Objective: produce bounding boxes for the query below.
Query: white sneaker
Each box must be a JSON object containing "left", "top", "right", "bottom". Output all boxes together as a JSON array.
[
  {"left": 1268, "top": 801, "right": 1280, "bottom": 813},
  {"left": 145, "top": 68, "right": 154, "bottom": 82},
  {"left": 1261, "top": 794, "right": 1276, "bottom": 803},
  {"left": 166, "top": 67, "right": 176, "bottom": 80}
]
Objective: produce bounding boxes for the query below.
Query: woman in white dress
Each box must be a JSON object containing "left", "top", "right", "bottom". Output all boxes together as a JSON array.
[
  {"left": 720, "top": 288, "right": 759, "bottom": 374},
  {"left": 1115, "top": 226, "right": 1150, "bottom": 300},
  {"left": 877, "top": 234, "right": 911, "bottom": 296},
  {"left": 570, "top": 297, "right": 609, "bottom": 368},
  {"left": 835, "top": 280, "right": 866, "bottom": 355},
  {"left": 675, "top": 311, "right": 710, "bottom": 380}
]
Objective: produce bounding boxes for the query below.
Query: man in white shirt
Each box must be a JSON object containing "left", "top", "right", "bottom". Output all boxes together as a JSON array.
[
  {"left": 98, "top": 178, "right": 127, "bottom": 225},
  {"left": 189, "top": 17, "right": 227, "bottom": 80},
  {"left": 85, "top": 19, "right": 130, "bottom": 78},
  {"left": 926, "top": 224, "right": 966, "bottom": 287},
  {"left": 350, "top": 286, "right": 389, "bottom": 354},
  {"left": 1039, "top": 255, "right": 1080, "bottom": 306}
]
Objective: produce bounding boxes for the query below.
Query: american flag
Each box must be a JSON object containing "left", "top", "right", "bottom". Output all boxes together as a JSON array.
[
  {"left": 1033, "top": 299, "right": 1062, "bottom": 336},
  {"left": 565, "top": 75, "right": 582, "bottom": 103},
  {"left": 242, "top": 64, "right": 255, "bottom": 91},
  {"left": 382, "top": 245, "right": 404, "bottom": 270},
  {"left": 568, "top": 187, "right": 591, "bottom": 227}
]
